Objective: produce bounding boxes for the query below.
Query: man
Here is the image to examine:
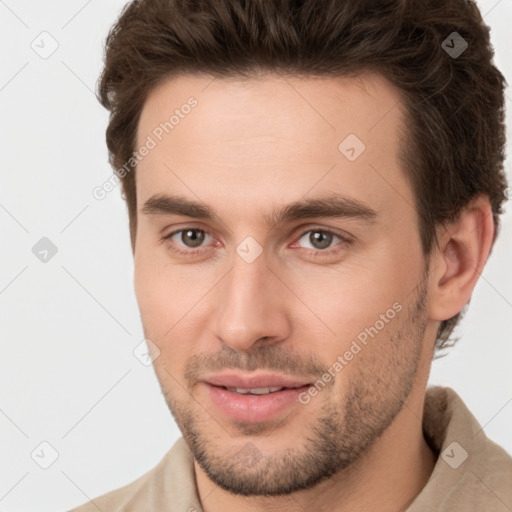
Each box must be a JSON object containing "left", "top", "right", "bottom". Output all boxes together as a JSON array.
[{"left": 71, "top": 0, "right": 511, "bottom": 510}]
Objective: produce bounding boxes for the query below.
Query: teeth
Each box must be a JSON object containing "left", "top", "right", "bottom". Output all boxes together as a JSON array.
[{"left": 227, "top": 386, "right": 285, "bottom": 395}]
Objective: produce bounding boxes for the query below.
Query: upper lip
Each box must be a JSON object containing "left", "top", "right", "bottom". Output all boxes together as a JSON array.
[{"left": 203, "top": 372, "right": 312, "bottom": 389}]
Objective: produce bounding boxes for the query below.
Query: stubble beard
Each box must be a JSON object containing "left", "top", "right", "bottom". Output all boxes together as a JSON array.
[{"left": 156, "top": 283, "right": 428, "bottom": 496}]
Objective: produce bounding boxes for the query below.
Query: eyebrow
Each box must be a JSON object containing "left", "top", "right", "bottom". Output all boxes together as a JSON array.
[{"left": 141, "top": 193, "right": 378, "bottom": 227}]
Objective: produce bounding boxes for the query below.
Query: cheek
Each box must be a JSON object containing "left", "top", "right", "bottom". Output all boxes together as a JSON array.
[
  {"left": 134, "top": 264, "right": 188, "bottom": 385},
  {"left": 134, "top": 238, "right": 190, "bottom": 314},
  {"left": 288, "top": 257, "right": 406, "bottom": 339},
  {"left": 134, "top": 251, "right": 164, "bottom": 324},
  {"left": 133, "top": 247, "right": 216, "bottom": 370},
  {"left": 133, "top": 244, "right": 186, "bottom": 346},
  {"left": 288, "top": 270, "right": 418, "bottom": 396}
]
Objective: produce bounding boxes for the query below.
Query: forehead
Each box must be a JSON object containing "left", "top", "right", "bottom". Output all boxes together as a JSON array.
[
  {"left": 135, "top": 72, "right": 412, "bottom": 226},
  {"left": 137, "top": 71, "right": 404, "bottom": 148}
]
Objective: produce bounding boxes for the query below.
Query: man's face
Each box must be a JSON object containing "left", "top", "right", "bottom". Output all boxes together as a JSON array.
[{"left": 133, "top": 73, "right": 433, "bottom": 495}]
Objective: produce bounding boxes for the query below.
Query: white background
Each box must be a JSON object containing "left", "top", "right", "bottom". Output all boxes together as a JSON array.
[{"left": 1, "top": 1, "right": 511, "bottom": 510}]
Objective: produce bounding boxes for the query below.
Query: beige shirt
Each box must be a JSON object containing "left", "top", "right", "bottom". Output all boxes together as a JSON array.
[{"left": 68, "top": 386, "right": 512, "bottom": 511}]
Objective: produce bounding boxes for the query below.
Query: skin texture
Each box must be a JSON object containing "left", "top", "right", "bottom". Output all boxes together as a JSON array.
[{"left": 133, "top": 72, "right": 494, "bottom": 512}]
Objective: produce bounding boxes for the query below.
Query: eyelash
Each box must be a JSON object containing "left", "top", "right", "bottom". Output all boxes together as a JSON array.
[{"left": 161, "top": 227, "right": 351, "bottom": 258}]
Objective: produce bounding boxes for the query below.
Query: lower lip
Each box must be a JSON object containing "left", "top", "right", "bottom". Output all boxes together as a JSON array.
[{"left": 204, "top": 383, "right": 311, "bottom": 423}]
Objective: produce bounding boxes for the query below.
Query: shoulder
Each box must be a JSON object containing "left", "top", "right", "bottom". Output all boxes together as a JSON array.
[
  {"left": 409, "top": 386, "right": 512, "bottom": 511},
  {"left": 66, "top": 437, "right": 200, "bottom": 512}
]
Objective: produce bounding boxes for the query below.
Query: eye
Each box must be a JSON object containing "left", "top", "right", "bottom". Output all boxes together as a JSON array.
[
  {"left": 294, "top": 229, "right": 349, "bottom": 254},
  {"left": 162, "top": 227, "right": 350, "bottom": 258},
  {"left": 163, "top": 228, "right": 213, "bottom": 254}
]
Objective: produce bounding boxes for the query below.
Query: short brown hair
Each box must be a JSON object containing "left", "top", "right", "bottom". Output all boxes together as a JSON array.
[{"left": 97, "top": 0, "right": 508, "bottom": 355}]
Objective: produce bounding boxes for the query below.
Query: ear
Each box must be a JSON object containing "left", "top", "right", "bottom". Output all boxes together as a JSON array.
[{"left": 428, "top": 196, "right": 495, "bottom": 322}]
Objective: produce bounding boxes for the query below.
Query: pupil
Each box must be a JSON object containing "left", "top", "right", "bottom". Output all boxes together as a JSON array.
[
  {"left": 311, "top": 231, "right": 332, "bottom": 249},
  {"left": 183, "top": 229, "right": 205, "bottom": 247}
]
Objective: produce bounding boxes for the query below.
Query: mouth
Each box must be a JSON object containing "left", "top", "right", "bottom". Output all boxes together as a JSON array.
[
  {"left": 203, "top": 376, "right": 312, "bottom": 423},
  {"left": 221, "top": 385, "right": 304, "bottom": 394}
]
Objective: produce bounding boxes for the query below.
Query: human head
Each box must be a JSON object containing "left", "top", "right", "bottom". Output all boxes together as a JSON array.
[
  {"left": 97, "top": 0, "right": 508, "bottom": 353},
  {"left": 132, "top": 70, "right": 440, "bottom": 497},
  {"left": 96, "top": 0, "right": 507, "bottom": 498}
]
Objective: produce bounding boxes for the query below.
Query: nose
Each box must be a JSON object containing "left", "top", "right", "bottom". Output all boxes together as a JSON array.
[{"left": 211, "top": 249, "right": 292, "bottom": 352}]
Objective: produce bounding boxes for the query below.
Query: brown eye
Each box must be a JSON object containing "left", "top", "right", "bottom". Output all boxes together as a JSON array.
[
  {"left": 163, "top": 228, "right": 212, "bottom": 254},
  {"left": 308, "top": 231, "right": 333, "bottom": 250},
  {"left": 298, "top": 230, "right": 341, "bottom": 251},
  {"left": 178, "top": 229, "right": 206, "bottom": 248}
]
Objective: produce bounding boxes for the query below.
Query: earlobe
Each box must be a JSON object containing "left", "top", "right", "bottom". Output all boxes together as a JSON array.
[{"left": 428, "top": 197, "right": 495, "bottom": 322}]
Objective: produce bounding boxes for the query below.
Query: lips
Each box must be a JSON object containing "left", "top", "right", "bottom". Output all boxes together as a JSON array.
[
  {"left": 224, "top": 386, "right": 286, "bottom": 395},
  {"left": 204, "top": 372, "right": 311, "bottom": 390},
  {"left": 202, "top": 372, "right": 313, "bottom": 423}
]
